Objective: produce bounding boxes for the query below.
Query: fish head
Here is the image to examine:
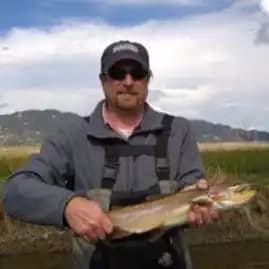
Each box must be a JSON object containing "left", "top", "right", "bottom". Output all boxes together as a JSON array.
[{"left": 210, "top": 184, "right": 256, "bottom": 209}]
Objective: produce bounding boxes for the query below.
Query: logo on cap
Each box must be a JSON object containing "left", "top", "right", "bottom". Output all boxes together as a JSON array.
[{"left": 112, "top": 43, "right": 139, "bottom": 54}]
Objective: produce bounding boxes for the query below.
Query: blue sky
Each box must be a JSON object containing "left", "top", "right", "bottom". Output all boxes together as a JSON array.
[
  {"left": 1, "top": 0, "right": 235, "bottom": 31},
  {"left": 1, "top": 0, "right": 269, "bottom": 131}
]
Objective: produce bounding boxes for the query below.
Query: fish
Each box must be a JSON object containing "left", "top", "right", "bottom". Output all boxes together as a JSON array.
[{"left": 107, "top": 183, "right": 256, "bottom": 239}]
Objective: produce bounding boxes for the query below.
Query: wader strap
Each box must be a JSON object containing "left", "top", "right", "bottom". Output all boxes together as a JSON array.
[
  {"left": 101, "top": 114, "right": 174, "bottom": 192},
  {"left": 155, "top": 115, "right": 173, "bottom": 182},
  {"left": 102, "top": 143, "right": 155, "bottom": 190},
  {"left": 102, "top": 144, "right": 120, "bottom": 189}
]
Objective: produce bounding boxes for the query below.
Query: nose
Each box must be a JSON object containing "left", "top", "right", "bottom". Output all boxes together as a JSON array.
[{"left": 122, "top": 73, "right": 135, "bottom": 86}]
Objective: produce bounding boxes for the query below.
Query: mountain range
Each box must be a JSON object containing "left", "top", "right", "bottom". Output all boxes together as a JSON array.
[{"left": 0, "top": 110, "right": 268, "bottom": 145}]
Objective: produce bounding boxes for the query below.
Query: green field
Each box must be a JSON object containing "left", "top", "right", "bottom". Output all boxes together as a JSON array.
[
  {"left": 0, "top": 144, "right": 269, "bottom": 195},
  {"left": 201, "top": 149, "right": 269, "bottom": 185}
]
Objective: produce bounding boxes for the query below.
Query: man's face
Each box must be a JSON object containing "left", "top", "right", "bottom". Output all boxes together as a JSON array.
[{"left": 101, "top": 59, "right": 150, "bottom": 111}]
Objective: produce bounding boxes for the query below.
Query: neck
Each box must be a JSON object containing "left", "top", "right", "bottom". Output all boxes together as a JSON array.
[{"left": 105, "top": 102, "right": 144, "bottom": 126}]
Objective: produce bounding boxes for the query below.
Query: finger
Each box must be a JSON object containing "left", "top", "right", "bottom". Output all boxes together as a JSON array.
[
  {"left": 190, "top": 205, "right": 203, "bottom": 225},
  {"left": 101, "top": 216, "right": 113, "bottom": 234},
  {"left": 182, "top": 184, "right": 196, "bottom": 191},
  {"left": 188, "top": 211, "right": 201, "bottom": 227},
  {"left": 196, "top": 179, "right": 209, "bottom": 190},
  {"left": 195, "top": 212, "right": 203, "bottom": 225},
  {"left": 83, "top": 235, "right": 93, "bottom": 242},
  {"left": 79, "top": 224, "right": 96, "bottom": 241},
  {"left": 188, "top": 211, "right": 196, "bottom": 224},
  {"left": 210, "top": 208, "right": 219, "bottom": 220},
  {"left": 84, "top": 226, "right": 99, "bottom": 242},
  {"left": 200, "top": 207, "right": 213, "bottom": 224},
  {"left": 92, "top": 225, "right": 106, "bottom": 240}
]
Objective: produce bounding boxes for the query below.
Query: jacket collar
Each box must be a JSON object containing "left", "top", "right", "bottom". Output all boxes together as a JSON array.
[{"left": 86, "top": 100, "right": 165, "bottom": 139}]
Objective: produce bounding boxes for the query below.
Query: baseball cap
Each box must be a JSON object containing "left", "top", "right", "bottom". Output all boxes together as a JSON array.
[{"left": 100, "top": 40, "right": 150, "bottom": 74}]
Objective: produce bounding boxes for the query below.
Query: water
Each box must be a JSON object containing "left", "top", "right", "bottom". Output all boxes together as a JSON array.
[
  {"left": 0, "top": 253, "right": 72, "bottom": 269},
  {"left": 1, "top": 241, "right": 269, "bottom": 269},
  {"left": 191, "top": 241, "right": 269, "bottom": 269}
]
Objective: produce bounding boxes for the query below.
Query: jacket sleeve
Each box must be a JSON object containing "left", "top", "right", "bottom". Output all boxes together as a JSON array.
[
  {"left": 3, "top": 127, "right": 77, "bottom": 228},
  {"left": 175, "top": 119, "right": 205, "bottom": 188}
]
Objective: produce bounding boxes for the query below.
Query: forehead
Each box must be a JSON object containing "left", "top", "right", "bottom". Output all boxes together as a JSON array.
[{"left": 110, "top": 59, "right": 143, "bottom": 70}]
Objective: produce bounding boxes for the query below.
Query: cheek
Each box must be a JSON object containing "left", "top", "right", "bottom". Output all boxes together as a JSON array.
[
  {"left": 137, "top": 83, "right": 148, "bottom": 97},
  {"left": 103, "top": 84, "right": 117, "bottom": 98}
]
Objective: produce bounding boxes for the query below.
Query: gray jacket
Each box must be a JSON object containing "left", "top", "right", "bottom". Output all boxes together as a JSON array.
[{"left": 3, "top": 101, "right": 204, "bottom": 268}]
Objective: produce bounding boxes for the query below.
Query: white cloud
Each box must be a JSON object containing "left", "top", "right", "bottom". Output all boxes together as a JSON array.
[
  {"left": 260, "top": 0, "right": 269, "bottom": 14},
  {"left": 0, "top": 88, "right": 103, "bottom": 115},
  {"left": 1, "top": 2, "right": 269, "bottom": 131}
]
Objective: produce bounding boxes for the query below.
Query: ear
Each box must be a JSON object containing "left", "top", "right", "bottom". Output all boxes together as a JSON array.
[
  {"left": 146, "top": 70, "right": 153, "bottom": 82},
  {"left": 99, "top": 73, "right": 106, "bottom": 84}
]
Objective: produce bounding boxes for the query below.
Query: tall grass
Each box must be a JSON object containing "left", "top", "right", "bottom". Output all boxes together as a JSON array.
[
  {"left": 0, "top": 147, "right": 35, "bottom": 194},
  {"left": 0, "top": 145, "right": 269, "bottom": 195},
  {"left": 201, "top": 149, "right": 269, "bottom": 185},
  {"left": 0, "top": 157, "right": 27, "bottom": 179}
]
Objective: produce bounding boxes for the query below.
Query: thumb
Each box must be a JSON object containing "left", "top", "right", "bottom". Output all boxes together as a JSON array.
[{"left": 196, "top": 179, "right": 209, "bottom": 190}]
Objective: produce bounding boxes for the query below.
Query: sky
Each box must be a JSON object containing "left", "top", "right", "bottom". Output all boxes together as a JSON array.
[{"left": 0, "top": 0, "right": 269, "bottom": 131}]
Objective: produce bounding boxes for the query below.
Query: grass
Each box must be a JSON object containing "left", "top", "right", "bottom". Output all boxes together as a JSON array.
[
  {"left": 1, "top": 144, "right": 269, "bottom": 249},
  {"left": 198, "top": 142, "right": 269, "bottom": 151},
  {"left": 0, "top": 180, "right": 4, "bottom": 194},
  {"left": 0, "top": 143, "right": 269, "bottom": 195},
  {"left": 201, "top": 148, "right": 269, "bottom": 185},
  {"left": 0, "top": 146, "right": 39, "bottom": 159},
  {"left": 0, "top": 146, "right": 37, "bottom": 195}
]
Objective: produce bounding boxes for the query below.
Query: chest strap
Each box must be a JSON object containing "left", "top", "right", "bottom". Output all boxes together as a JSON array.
[{"left": 102, "top": 114, "right": 174, "bottom": 190}]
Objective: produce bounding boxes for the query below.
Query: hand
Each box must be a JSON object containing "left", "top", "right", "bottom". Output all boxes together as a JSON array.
[
  {"left": 64, "top": 196, "right": 113, "bottom": 241},
  {"left": 185, "top": 179, "right": 219, "bottom": 226}
]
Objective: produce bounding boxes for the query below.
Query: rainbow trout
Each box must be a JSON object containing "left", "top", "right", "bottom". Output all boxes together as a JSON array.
[{"left": 107, "top": 184, "right": 256, "bottom": 239}]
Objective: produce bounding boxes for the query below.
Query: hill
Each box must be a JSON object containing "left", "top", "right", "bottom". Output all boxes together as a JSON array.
[{"left": 0, "top": 110, "right": 268, "bottom": 145}]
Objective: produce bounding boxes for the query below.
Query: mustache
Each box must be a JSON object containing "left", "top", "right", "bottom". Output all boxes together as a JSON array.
[{"left": 118, "top": 90, "right": 138, "bottom": 95}]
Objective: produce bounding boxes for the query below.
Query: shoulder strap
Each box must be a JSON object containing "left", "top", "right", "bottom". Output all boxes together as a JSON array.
[
  {"left": 155, "top": 114, "right": 174, "bottom": 181},
  {"left": 102, "top": 143, "right": 120, "bottom": 189},
  {"left": 102, "top": 142, "right": 155, "bottom": 189},
  {"left": 102, "top": 114, "right": 174, "bottom": 190},
  {"left": 82, "top": 114, "right": 174, "bottom": 191}
]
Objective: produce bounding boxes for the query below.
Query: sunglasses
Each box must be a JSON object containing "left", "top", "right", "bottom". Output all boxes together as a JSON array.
[{"left": 104, "top": 67, "right": 149, "bottom": 81}]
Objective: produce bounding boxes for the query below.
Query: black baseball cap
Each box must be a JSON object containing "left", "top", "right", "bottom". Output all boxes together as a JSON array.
[{"left": 100, "top": 40, "right": 150, "bottom": 74}]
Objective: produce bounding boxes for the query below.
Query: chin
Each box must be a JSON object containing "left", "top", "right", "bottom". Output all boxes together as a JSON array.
[
  {"left": 117, "top": 98, "right": 139, "bottom": 110},
  {"left": 118, "top": 103, "right": 139, "bottom": 111}
]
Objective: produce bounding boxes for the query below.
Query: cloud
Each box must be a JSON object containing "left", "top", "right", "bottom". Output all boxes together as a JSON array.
[
  {"left": 0, "top": 88, "right": 103, "bottom": 115},
  {"left": 256, "top": 21, "right": 269, "bottom": 43},
  {"left": 0, "top": 96, "right": 7, "bottom": 110},
  {"left": 260, "top": 0, "right": 269, "bottom": 14},
  {"left": 1, "top": 2, "right": 269, "bottom": 131},
  {"left": 256, "top": 0, "right": 269, "bottom": 44}
]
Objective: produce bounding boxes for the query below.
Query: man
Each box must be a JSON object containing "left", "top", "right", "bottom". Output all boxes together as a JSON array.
[{"left": 4, "top": 40, "right": 217, "bottom": 269}]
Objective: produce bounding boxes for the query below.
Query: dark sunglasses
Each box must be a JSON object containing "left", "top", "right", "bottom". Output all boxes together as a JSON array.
[{"left": 104, "top": 67, "right": 149, "bottom": 81}]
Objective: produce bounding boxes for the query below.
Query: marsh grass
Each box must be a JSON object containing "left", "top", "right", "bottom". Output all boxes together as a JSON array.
[
  {"left": 0, "top": 144, "right": 268, "bottom": 195},
  {"left": 198, "top": 142, "right": 269, "bottom": 151},
  {"left": 0, "top": 157, "right": 28, "bottom": 180},
  {"left": 0, "top": 146, "right": 39, "bottom": 159},
  {"left": 0, "top": 147, "right": 36, "bottom": 194},
  {"left": 0, "top": 144, "right": 269, "bottom": 250},
  {"left": 201, "top": 149, "right": 269, "bottom": 185}
]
